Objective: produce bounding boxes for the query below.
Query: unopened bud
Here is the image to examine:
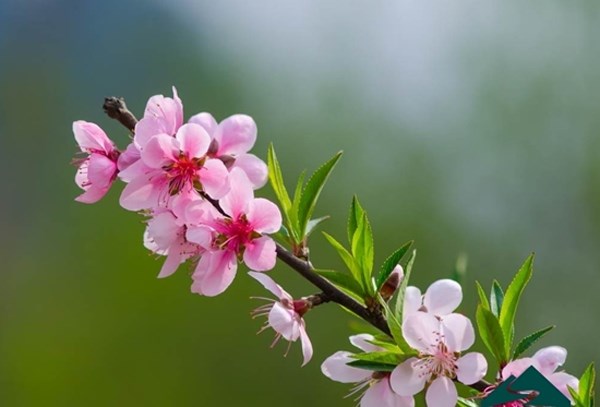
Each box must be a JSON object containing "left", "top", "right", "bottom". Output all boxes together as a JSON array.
[
  {"left": 293, "top": 299, "right": 312, "bottom": 317},
  {"left": 380, "top": 265, "right": 404, "bottom": 302}
]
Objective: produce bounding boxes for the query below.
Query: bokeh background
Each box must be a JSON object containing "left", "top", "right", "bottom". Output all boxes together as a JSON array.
[{"left": 1, "top": 1, "right": 599, "bottom": 405}]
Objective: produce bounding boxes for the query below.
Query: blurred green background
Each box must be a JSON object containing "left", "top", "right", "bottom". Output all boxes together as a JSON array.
[{"left": 1, "top": 1, "right": 599, "bottom": 405}]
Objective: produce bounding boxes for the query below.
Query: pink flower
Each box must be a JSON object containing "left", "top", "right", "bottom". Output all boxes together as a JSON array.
[
  {"left": 144, "top": 210, "right": 200, "bottom": 278},
  {"left": 321, "top": 334, "right": 414, "bottom": 407},
  {"left": 390, "top": 313, "right": 488, "bottom": 407},
  {"left": 73, "top": 120, "right": 120, "bottom": 204},
  {"left": 248, "top": 271, "right": 313, "bottom": 366},
  {"left": 403, "top": 279, "right": 463, "bottom": 320},
  {"left": 119, "top": 123, "right": 230, "bottom": 211},
  {"left": 185, "top": 168, "right": 281, "bottom": 297},
  {"left": 189, "top": 112, "right": 267, "bottom": 188},
  {"left": 501, "top": 346, "right": 579, "bottom": 401}
]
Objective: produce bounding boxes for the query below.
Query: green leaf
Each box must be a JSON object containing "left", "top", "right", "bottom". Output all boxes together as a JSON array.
[
  {"left": 490, "top": 280, "right": 504, "bottom": 318},
  {"left": 457, "top": 398, "right": 480, "bottom": 407},
  {"left": 305, "top": 216, "right": 330, "bottom": 237},
  {"left": 380, "top": 298, "right": 414, "bottom": 354},
  {"left": 395, "top": 249, "right": 416, "bottom": 321},
  {"left": 569, "top": 386, "right": 586, "bottom": 407},
  {"left": 475, "top": 281, "right": 491, "bottom": 310},
  {"left": 476, "top": 305, "right": 508, "bottom": 365},
  {"left": 365, "top": 338, "right": 402, "bottom": 352},
  {"left": 297, "top": 151, "right": 342, "bottom": 237},
  {"left": 322, "top": 232, "right": 361, "bottom": 282},
  {"left": 291, "top": 169, "right": 306, "bottom": 215},
  {"left": 350, "top": 351, "right": 405, "bottom": 365},
  {"left": 347, "top": 195, "right": 363, "bottom": 244},
  {"left": 578, "top": 363, "right": 596, "bottom": 407},
  {"left": 499, "top": 254, "right": 534, "bottom": 353},
  {"left": 351, "top": 211, "right": 374, "bottom": 292},
  {"left": 512, "top": 325, "right": 555, "bottom": 359},
  {"left": 314, "top": 269, "right": 365, "bottom": 297},
  {"left": 346, "top": 359, "right": 397, "bottom": 372},
  {"left": 267, "top": 144, "right": 298, "bottom": 240},
  {"left": 376, "top": 241, "right": 413, "bottom": 289}
]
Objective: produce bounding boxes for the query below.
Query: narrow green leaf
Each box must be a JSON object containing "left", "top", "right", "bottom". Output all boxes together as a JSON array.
[
  {"left": 475, "top": 281, "right": 491, "bottom": 310},
  {"left": 322, "top": 232, "right": 361, "bottom": 282},
  {"left": 512, "top": 325, "right": 555, "bottom": 359},
  {"left": 347, "top": 195, "right": 363, "bottom": 244},
  {"left": 376, "top": 241, "right": 413, "bottom": 289},
  {"left": 314, "top": 269, "right": 365, "bottom": 297},
  {"left": 305, "top": 215, "right": 330, "bottom": 237},
  {"left": 297, "top": 151, "right": 342, "bottom": 236},
  {"left": 365, "top": 338, "right": 401, "bottom": 352},
  {"left": 569, "top": 386, "right": 586, "bottom": 407},
  {"left": 490, "top": 280, "right": 505, "bottom": 317},
  {"left": 395, "top": 249, "right": 416, "bottom": 321},
  {"left": 351, "top": 212, "right": 374, "bottom": 292},
  {"left": 291, "top": 170, "right": 306, "bottom": 215},
  {"left": 267, "top": 144, "right": 298, "bottom": 241},
  {"left": 346, "top": 359, "right": 397, "bottom": 372},
  {"left": 350, "top": 351, "right": 404, "bottom": 364},
  {"left": 380, "top": 299, "right": 414, "bottom": 354},
  {"left": 457, "top": 398, "right": 479, "bottom": 407},
  {"left": 499, "top": 254, "right": 534, "bottom": 352},
  {"left": 476, "top": 305, "right": 508, "bottom": 365},
  {"left": 578, "top": 362, "right": 596, "bottom": 407}
]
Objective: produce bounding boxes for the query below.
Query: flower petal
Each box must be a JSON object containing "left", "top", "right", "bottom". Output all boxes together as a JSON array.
[
  {"left": 230, "top": 153, "right": 268, "bottom": 189},
  {"left": 75, "top": 185, "right": 110, "bottom": 204},
  {"left": 402, "top": 313, "right": 440, "bottom": 353},
  {"left": 146, "top": 212, "right": 180, "bottom": 250},
  {"left": 390, "top": 358, "right": 428, "bottom": 396},
  {"left": 189, "top": 112, "right": 218, "bottom": 136},
  {"left": 440, "top": 313, "right": 475, "bottom": 353},
  {"left": 423, "top": 279, "right": 462, "bottom": 316},
  {"left": 191, "top": 251, "right": 237, "bottom": 297},
  {"left": 175, "top": 123, "right": 210, "bottom": 158},
  {"left": 425, "top": 377, "right": 457, "bottom": 407},
  {"left": 248, "top": 271, "right": 286, "bottom": 299},
  {"left": 549, "top": 372, "right": 579, "bottom": 400},
  {"left": 456, "top": 352, "right": 487, "bottom": 385},
  {"left": 247, "top": 198, "right": 282, "bottom": 234},
  {"left": 268, "top": 301, "right": 299, "bottom": 341},
  {"left": 87, "top": 153, "right": 117, "bottom": 188},
  {"left": 299, "top": 325, "right": 313, "bottom": 366},
  {"left": 186, "top": 225, "right": 214, "bottom": 249},
  {"left": 214, "top": 114, "right": 257, "bottom": 155},
  {"left": 243, "top": 236, "right": 277, "bottom": 271},
  {"left": 532, "top": 346, "right": 567, "bottom": 376},
  {"left": 403, "top": 286, "right": 422, "bottom": 321},
  {"left": 119, "top": 172, "right": 163, "bottom": 211},
  {"left": 134, "top": 116, "right": 166, "bottom": 148},
  {"left": 144, "top": 92, "right": 182, "bottom": 136},
  {"left": 321, "top": 351, "right": 372, "bottom": 383},
  {"left": 157, "top": 249, "right": 182, "bottom": 278},
  {"left": 362, "top": 377, "right": 415, "bottom": 407},
  {"left": 501, "top": 357, "right": 538, "bottom": 380},
  {"left": 73, "top": 120, "right": 114, "bottom": 153},
  {"left": 199, "top": 158, "right": 231, "bottom": 200},
  {"left": 141, "top": 134, "right": 179, "bottom": 168},
  {"left": 219, "top": 168, "right": 252, "bottom": 216},
  {"left": 349, "top": 334, "right": 382, "bottom": 353},
  {"left": 117, "top": 143, "right": 141, "bottom": 173}
]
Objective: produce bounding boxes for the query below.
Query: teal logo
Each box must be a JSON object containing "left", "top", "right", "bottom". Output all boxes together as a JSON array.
[{"left": 482, "top": 365, "right": 569, "bottom": 407}]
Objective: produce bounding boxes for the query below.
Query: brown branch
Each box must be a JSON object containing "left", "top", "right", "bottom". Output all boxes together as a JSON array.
[{"left": 103, "top": 97, "right": 137, "bottom": 133}]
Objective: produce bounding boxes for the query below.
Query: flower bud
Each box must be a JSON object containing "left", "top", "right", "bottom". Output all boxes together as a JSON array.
[{"left": 379, "top": 265, "right": 404, "bottom": 302}]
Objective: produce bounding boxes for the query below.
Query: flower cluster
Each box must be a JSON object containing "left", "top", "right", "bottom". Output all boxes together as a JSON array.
[{"left": 74, "top": 88, "right": 280, "bottom": 297}]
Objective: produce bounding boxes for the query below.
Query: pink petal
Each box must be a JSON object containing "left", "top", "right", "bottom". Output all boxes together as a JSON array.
[
  {"left": 219, "top": 168, "right": 253, "bottom": 217},
  {"left": 532, "top": 346, "right": 567, "bottom": 376},
  {"left": 402, "top": 313, "right": 440, "bottom": 353},
  {"left": 456, "top": 352, "right": 487, "bottom": 385},
  {"left": 157, "top": 249, "right": 182, "bottom": 278},
  {"left": 169, "top": 188, "right": 203, "bottom": 222},
  {"left": 117, "top": 159, "right": 149, "bottom": 183},
  {"left": 214, "top": 114, "right": 257, "bottom": 155},
  {"left": 230, "top": 153, "right": 268, "bottom": 189},
  {"left": 248, "top": 271, "right": 285, "bottom": 299},
  {"left": 247, "top": 198, "right": 282, "bottom": 234},
  {"left": 73, "top": 120, "right": 114, "bottom": 153},
  {"left": 199, "top": 158, "right": 230, "bottom": 200},
  {"left": 144, "top": 92, "right": 182, "bottom": 135},
  {"left": 75, "top": 185, "right": 110, "bottom": 204},
  {"left": 440, "top": 313, "right": 475, "bottom": 353},
  {"left": 192, "top": 250, "right": 238, "bottom": 297},
  {"left": 425, "top": 377, "right": 457, "bottom": 407},
  {"left": 141, "top": 134, "right": 179, "bottom": 169},
  {"left": 349, "top": 334, "right": 382, "bottom": 353},
  {"left": 119, "top": 172, "right": 163, "bottom": 211},
  {"left": 184, "top": 199, "right": 221, "bottom": 228},
  {"left": 501, "top": 357, "right": 538, "bottom": 380},
  {"left": 423, "top": 279, "right": 462, "bottom": 316},
  {"left": 175, "top": 123, "right": 210, "bottom": 158},
  {"left": 549, "top": 372, "right": 579, "bottom": 400},
  {"left": 403, "top": 286, "right": 423, "bottom": 320},
  {"left": 87, "top": 153, "right": 117, "bottom": 188},
  {"left": 171, "top": 86, "right": 184, "bottom": 129},
  {"left": 186, "top": 225, "right": 214, "bottom": 250},
  {"left": 321, "top": 351, "right": 372, "bottom": 383},
  {"left": 268, "top": 302, "right": 299, "bottom": 341},
  {"left": 134, "top": 116, "right": 166, "bottom": 148},
  {"left": 299, "top": 325, "right": 313, "bottom": 366},
  {"left": 117, "top": 143, "right": 141, "bottom": 172},
  {"left": 189, "top": 112, "right": 218, "bottom": 136},
  {"left": 243, "top": 236, "right": 277, "bottom": 271},
  {"left": 362, "top": 377, "right": 415, "bottom": 407},
  {"left": 390, "top": 358, "right": 428, "bottom": 396},
  {"left": 146, "top": 212, "right": 180, "bottom": 249}
]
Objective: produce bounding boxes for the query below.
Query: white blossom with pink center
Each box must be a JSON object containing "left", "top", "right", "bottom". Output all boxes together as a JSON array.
[
  {"left": 73, "top": 120, "right": 120, "bottom": 204},
  {"left": 390, "top": 312, "right": 488, "bottom": 407},
  {"left": 501, "top": 346, "right": 579, "bottom": 401},
  {"left": 119, "top": 123, "right": 230, "bottom": 211},
  {"left": 403, "top": 279, "right": 463, "bottom": 321},
  {"left": 143, "top": 210, "right": 200, "bottom": 279},
  {"left": 321, "top": 334, "right": 414, "bottom": 407},
  {"left": 185, "top": 168, "right": 281, "bottom": 297},
  {"left": 248, "top": 271, "right": 313, "bottom": 366},
  {"left": 189, "top": 112, "right": 267, "bottom": 189}
]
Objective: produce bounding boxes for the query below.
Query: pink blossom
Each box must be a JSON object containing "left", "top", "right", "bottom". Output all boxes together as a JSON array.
[
  {"left": 403, "top": 279, "right": 463, "bottom": 320},
  {"left": 189, "top": 112, "right": 267, "bottom": 188},
  {"left": 119, "top": 123, "right": 230, "bottom": 211},
  {"left": 321, "top": 334, "right": 414, "bottom": 407},
  {"left": 185, "top": 168, "right": 281, "bottom": 297},
  {"left": 390, "top": 312, "right": 487, "bottom": 407},
  {"left": 248, "top": 271, "right": 313, "bottom": 366},
  {"left": 73, "top": 120, "right": 120, "bottom": 204},
  {"left": 144, "top": 210, "right": 200, "bottom": 278},
  {"left": 501, "top": 346, "right": 579, "bottom": 401}
]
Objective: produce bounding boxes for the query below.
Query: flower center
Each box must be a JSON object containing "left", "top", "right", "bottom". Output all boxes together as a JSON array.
[
  {"left": 215, "top": 214, "right": 259, "bottom": 253},
  {"left": 165, "top": 154, "right": 204, "bottom": 195},
  {"left": 415, "top": 340, "right": 458, "bottom": 380}
]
